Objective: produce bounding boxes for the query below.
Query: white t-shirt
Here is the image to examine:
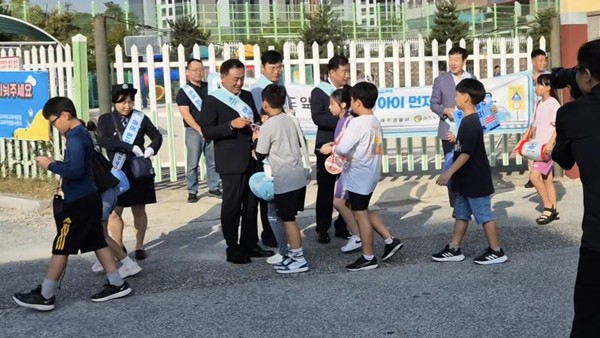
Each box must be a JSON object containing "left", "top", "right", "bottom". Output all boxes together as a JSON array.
[
  {"left": 255, "top": 113, "right": 306, "bottom": 194},
  {"left": 334, "top": 114, "right": 383, "bottom": 195}
]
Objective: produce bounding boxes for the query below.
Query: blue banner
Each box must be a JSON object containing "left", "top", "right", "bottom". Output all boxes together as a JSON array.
[{"left": 0, "top": 71, "right": 50, "bottom": 141}]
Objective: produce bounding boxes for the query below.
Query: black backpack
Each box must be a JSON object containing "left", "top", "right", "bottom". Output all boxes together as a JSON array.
[{"left": 91, "top": 149, "right": 119, "bottom": 194}]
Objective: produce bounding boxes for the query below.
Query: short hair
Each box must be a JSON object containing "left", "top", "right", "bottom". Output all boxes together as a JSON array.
[
  {"left": 261, "top": 50, "right": 283, "bottom": 66},
  {"left": 261, "top": 84, "right": 287, "bottom": 109},
  {"left": 577, "top": 38, "right": 600, "bottom": 81},
  {"left": 351, "top": 82, "right": 378, "bottom": 109},
  {"left": 186, "top": 58, "right": 203, "bottom": 69},
  {"left": 220, "top": 58, "right": 245, "bottom": 76},
  {"left": 331, "top": 85, "right": 352, "bottom": 108},
  {"left": 42, "top": 97, "right": 77, "bottom": 119},
  {"left": 455, "top": 78, "right": 486, "bottom": 105},
  {"left": 327, "top": 55, "right": 349, "bottom": 72},
  {"left": 112, "top": 92, "right": 135, "bottom": 104},
  {"left": 448, "top": 46, "right": 468, "bottom": 60},
  {"left": 531, "top": 49, "right": 547, "bottom": 59}
]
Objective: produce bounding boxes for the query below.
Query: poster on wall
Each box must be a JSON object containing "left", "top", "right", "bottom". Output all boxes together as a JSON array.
[{"left": 0, "top": 71, "right": 50, "bottom": 141}]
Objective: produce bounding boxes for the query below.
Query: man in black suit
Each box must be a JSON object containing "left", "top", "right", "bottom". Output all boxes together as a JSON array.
[
  {"left": 198, "top": 59, "right": 274, "bottom": 264},
  {"left": 552, "top": 38, "right": 600, "bottom": 337},
  {"left": 311, "top": 55, "right": 351, "bottom": 244}
]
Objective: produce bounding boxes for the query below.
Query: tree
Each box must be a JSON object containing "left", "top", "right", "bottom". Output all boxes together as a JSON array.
[
  {"left": 167, "top": 15, "right": 211, "bottom": 57},
  {"left": 0, "top": 0, "right": 10, "bottom": 15},
  {"left": 426, "top": 0, "right": 471, "bottom": 52},
  {"left": 103, "top": 2, "right": 139, "bottom": 61},
  {"left": 529, "top": 8, "right": 558, "bottom": 52},
  {"left": 44, "top": 9, "right": 79, "bottom": 45},
  {"left": 298, "top": 2, "right": 346, "bottom": 58}
]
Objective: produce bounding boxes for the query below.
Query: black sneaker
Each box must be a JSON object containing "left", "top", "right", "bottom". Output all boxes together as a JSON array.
[
  {"left": 135, "top": 249, "right": 147, "bottom": 261},
  {"left": 317, "top": 231, "right": 331, "bottom": 244},
  {"left": 431, "top": 244, "right": 465, "bottom": 262},
  {"left": 473, "top": 247, "right": 508, "bottom": 265},
  {"left": 12, "top": 285, "right": 55, "bottom": 311},
  {"left": 334, "top": 228, "right": 352, "bottom": 239},
  {"left": 91, "top": 281, "right": 132, "bottom": 302},
  {"left": 187, "top": 193, "right": 199, "bottom": 203},
  {"left": 346, "top": 256, "right": 379, "bottom": 271},
  {"left": 382, "top": 238, "right": 404, "bottom": 261},
  {"left": 524, "top": 180, "right": 534, "bottom": 188},
  {"left": 208, "top": 190, "right": 223, "bottom": 198}
]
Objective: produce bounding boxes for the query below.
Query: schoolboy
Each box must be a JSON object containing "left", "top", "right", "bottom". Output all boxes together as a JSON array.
[
  {"left": 322, "top": 82, "right": 403, "bottom": 271},
  {"left": 432, "top": 79, "right": 508, "bottom": 265},
  {"left": 254, "top": 84, "right": 309, "bottom": 274},
  {"left": 12, "top": 97, "right": 131, "bottom": 311}
]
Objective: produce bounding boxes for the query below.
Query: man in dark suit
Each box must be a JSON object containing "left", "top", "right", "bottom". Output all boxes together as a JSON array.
[
  {"left": 430, "top": 46, "right": 475, "bottom": 209},
  {"left": 552, "top": 38, "right": 600, "bottom": 337},
  {"left": 311, "top": 55, "right": 351, "bottom": 244},
  {"left": 198, "top": 59, "right": 274, "bottom": 264}
]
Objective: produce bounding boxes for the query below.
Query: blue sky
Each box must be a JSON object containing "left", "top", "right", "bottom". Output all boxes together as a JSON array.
[{"left": 29, "top": 0, "right": 126, "bottom": 14}]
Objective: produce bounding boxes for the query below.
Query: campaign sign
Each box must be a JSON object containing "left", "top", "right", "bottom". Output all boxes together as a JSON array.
[{"left": 0, "top": 71, "right": 50, "bottom": 141}]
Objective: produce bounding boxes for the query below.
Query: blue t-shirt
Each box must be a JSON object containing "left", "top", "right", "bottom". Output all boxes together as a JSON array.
[
  {"left": 48, "top": 124, "right": 97, "bottom": 203},
  {"left": 451, "top": 113, "right": 494, "bottom": 197}
]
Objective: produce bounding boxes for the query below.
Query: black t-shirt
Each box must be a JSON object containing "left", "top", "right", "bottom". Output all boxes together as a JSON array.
[
  {"left": 175, "top": 81, "right": 208, "bottom": 128},
  {"left": 451, "top": 113, "right": 494, "bottom": 197}
]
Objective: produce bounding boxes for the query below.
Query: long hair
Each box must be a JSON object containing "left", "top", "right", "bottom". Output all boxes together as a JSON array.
[{"left": 537, "top": 74, "right": 560, "bottom": 103}]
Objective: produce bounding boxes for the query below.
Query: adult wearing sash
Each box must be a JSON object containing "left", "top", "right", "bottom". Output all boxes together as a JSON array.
[
  {"left": 198, "top": 59, "right": 274, "bottom": 264},
  {"left": 176, "top": 58, "right": 222, "bottom": 203},
  {"left": 97, "top": 84, "right": 163, "bottom": 261},
  {"left": 430, "top": 46, "right": 476, "bottom": 210},
  {"left": 311, "top": 55, "right": 351, "bottom": 244},
  {"left": 249, "top": 50, "right": 286, "bottom": 249}
]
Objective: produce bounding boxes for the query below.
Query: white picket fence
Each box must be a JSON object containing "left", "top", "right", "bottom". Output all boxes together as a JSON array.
[{"left": 1, "top": 36, "right": 546, "bottom": 181}]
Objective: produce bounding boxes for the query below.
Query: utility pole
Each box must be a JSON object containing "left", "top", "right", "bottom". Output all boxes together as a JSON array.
[{"left": 94, "top": 15, "right": 111, "bottom": 115}]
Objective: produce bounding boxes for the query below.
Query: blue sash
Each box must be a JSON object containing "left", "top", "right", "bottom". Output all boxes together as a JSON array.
[
  {"left": 112, "top": 110, "right": 145, "bottom": 170},
  {"left": 251, "top": 76, "right": 291, "bottom": 111},
  {"left": 182, "top": 83, "right": 203, "bottom": 111},
  {"left": 317, "top": 81, "right": 336, "bottom": 96},
  {"left": 210, "top": 88, "right": 255, "bottom": 121}
]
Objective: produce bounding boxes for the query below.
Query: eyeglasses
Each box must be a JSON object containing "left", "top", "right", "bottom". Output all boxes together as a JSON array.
[
  {"left": 49, "top": 114, "right": 61, "bottom": 126},
  {"left": 187, "top": 68, "right": 203, "bottom": 73}
]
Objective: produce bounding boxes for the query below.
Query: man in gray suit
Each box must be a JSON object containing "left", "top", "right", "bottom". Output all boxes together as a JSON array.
[{"left": 430, "top": 46, "right": 475, "bottom": 208}]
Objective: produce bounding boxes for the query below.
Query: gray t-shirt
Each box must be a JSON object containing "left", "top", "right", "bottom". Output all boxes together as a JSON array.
[{"left": 255, "top": 113, "right": 307, "bottom": 194}]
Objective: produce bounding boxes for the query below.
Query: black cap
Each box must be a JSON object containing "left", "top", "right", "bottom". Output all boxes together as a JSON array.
[{"left": 111, "top": 83, "right": 138, "bottom": 102}]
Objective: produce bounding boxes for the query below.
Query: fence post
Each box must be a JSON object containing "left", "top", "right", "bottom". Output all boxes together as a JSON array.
[
  {"left": 352, "top": 3, "right": 357, "bottom": 40},
  {"left": 471, "top": 3, "right": 476, "bottom": 36},
  {"left": 217, "top": 5, "right": 222, "bottom": 43},
  {"left": 22, "top": 1, "right": 28, "bottom": 21},
  {"left": 425, "top": 3, "right": 430, "bottom": 35},
  {"left": 273, "top": 0, "right": 279, "bottom": 42},
  {"left": 377, "top": 3, "right": 382, "bottom": 40},
  {"left": 245, "top": 2, "right": 250, "bottom": 40},
  {"left": 91, "top": 0, "right": 96, "bottom": 18},
  {"left": 402, "top": 2, "right": 407, "bottom": 40},
  {"left": 72, "top": 34, "right": 90, "bottom": 121},
  {"left": 300, "top": 2, "right": 305, "bottom": 31},
  {"left": 493, "top": 3, "right": 497, "bottom": 39}
]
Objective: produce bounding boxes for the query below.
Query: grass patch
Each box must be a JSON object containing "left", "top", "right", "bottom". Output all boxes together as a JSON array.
[{"left": 0, "top": 177, "right": 57, "bottom": 199}]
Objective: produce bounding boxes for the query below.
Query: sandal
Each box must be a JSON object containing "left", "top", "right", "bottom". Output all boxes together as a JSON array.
[{"left": 536, "top": 206, "right": 559, "bottom": 225}]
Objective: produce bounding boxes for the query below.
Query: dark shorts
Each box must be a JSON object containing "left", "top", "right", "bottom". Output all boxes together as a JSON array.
[
  {"left": 274, "top": 186, "right": 306, "bottom": 222},
  {"left": 348, "top": 191, "right": 373, "bottom": 211},
  {"left": 52, "top": 192, "right": 107, "bottom": 255}
]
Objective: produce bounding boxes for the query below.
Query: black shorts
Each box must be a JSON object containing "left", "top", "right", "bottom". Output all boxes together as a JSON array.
[
  {"left": 52, "top": 192, "right": 107, "bottom": 255},
  {"left": 274, "top": 186, "right": 306, "bottom": 222},
  {"left": 348, "top": 191, "right": 373, "bottom": 211}
]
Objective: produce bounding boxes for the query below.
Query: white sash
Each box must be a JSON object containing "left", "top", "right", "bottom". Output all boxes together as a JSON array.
[
  {"left": 182, "top": 83, "right": 203, "bottom": 111},
  {"left": 112, "top": 110, "right": 145, "bottom": 170},
  {"left": 210, "top": 88, "right": 255, "bottom": 121},
  {"left": 317, "top": 81, "right": 336, "bottom": 96}
]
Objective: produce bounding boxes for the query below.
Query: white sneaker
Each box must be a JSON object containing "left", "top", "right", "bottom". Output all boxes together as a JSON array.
[
  {"left": 118, "top": 262, "right": 143, "bottom": 278},
  {"left": 91, "top": 261, "right": 104, "bottom": 273},
  {"left": 276, "top": 258, "right": 309, "bottom": 274},
  {"left": 266, "top": 253, "right": 285, "bottom": 265},
  {"left": 341, "top": 235, "right": 362, "bottom": 253}
]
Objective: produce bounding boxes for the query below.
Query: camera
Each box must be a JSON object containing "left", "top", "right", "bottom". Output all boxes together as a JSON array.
[{"left": 550, "top": 67, "right": 583, "bottom": 100}]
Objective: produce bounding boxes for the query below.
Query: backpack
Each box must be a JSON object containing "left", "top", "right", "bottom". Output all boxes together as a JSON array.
[{"left": 91, "top": 149, "right": 120, "bottom": 194}]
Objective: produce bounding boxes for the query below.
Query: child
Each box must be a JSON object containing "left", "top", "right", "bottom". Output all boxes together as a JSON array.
[
  {"left": 322, "top": 82, "right": 404, "bottom": 271},
  {"left": 12, "top": 97, "right": 132, "bottom": 311},
  {"left": 522, "top": 74, "right": 560, "bottom": 225},
  {"left": 254, "top": 84, "right": 309, "bottom": 274},
  {"left": 320, "top": 86, "right": 362, "bottom": 253},
  {"left": 433, "top": 79, "right": 508, "bottom": 265}
]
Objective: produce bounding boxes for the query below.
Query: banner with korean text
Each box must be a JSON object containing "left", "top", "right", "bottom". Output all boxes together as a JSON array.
[
  {"left": 233, "top": 72, "right": 533, "bottom": 138},
  {"left": 0, "top": 71, "right": 50, "bottom": 141}
]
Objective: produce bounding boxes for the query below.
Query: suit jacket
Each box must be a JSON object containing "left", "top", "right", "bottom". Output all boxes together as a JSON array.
[
  {"left": 198, "top": 89, "right": 260, "bottom": 175},
  {"left": 430, "top": 71, "right": 475, "bottom": 140},
  {"left": 553, "top": 84, "right": 600, "bottom": 251},
  {"left": 311, "top": 82, "right": 346, "bottom": 149},
  {"left": 96, "top": 110, "right": 163, "bottom": 161}
]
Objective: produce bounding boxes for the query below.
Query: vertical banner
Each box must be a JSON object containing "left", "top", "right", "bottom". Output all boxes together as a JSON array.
[{"left": 0, "top": 71, "right": 50, "bottom": 141}]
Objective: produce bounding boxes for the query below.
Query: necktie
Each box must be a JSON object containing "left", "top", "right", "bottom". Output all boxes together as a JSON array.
[{"left": 121, "top": 116, "right": 129, "bottom": 128}]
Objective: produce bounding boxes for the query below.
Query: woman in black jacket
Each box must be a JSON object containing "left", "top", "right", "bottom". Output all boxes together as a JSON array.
[{"left": 97, "top": 84, "right": 163, "bottom": 261}]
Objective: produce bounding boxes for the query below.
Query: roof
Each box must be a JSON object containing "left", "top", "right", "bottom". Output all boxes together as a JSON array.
[{"left": 0, "top": 14, "right": 63, "bottom": 46}]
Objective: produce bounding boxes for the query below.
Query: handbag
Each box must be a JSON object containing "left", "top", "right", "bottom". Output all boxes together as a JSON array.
[{"left": 129, "top": 156, "right": 155, "bottom": 180}]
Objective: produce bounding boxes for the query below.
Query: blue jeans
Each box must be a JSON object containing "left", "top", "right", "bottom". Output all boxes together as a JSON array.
[
  {"left": 185, "top": 127, "right": 220, "bottom": 193},
  {"left": 454, "top": 193, "right": 495, "bottom": 225}
]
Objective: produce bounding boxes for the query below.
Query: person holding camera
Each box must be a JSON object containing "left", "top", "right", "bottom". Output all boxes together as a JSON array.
[
  {"left": 552, "top": 38, "right": 600, "bottom": 337},
  {"left": 97, "top": 84, "right": 163, "bottom": 262}
]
